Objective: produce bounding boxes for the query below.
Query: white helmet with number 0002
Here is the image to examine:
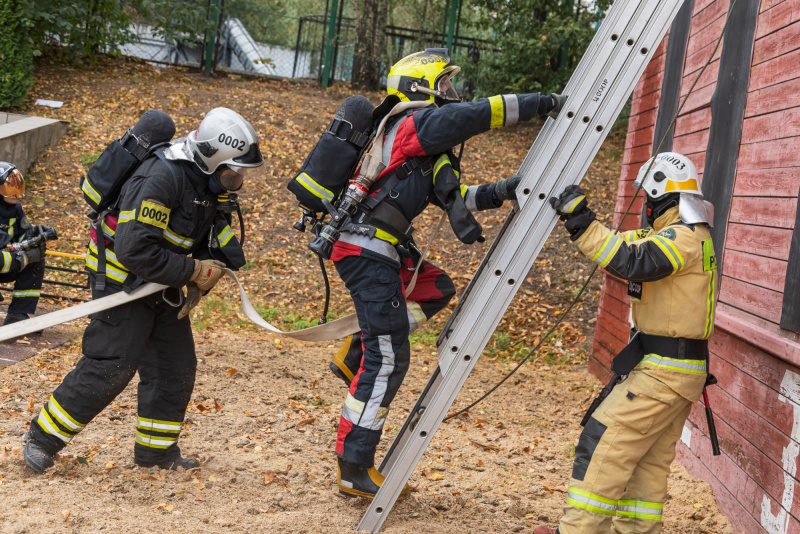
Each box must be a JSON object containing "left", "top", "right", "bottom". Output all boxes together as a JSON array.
[{"left": 166, "top": 107, "right": 264, "bottom": 175}]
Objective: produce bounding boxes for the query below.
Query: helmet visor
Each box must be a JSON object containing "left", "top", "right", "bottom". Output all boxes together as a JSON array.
[
  {"left": 0, "top": 169, "right": 25, "bottom": 200},
  {"left": 232, "top": 142, "right": 264, "bottom": 167},
  {"left": 437, "top": 76, "right": 461, "bottom": 102},
  {"left": 216, "top": 165, "right": 247, "bottom": 192}
]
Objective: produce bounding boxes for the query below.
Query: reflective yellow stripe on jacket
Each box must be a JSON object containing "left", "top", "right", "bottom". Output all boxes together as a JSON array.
[
  {"left": 162, "top": 227, "right": 194, "bottom": 249},
  {"left": 487, "top": 94, "right": 521, "bottom": 128},
  {"left": 641, "top": 354, "right": 707, "bottom": 374},
  {"left": 0, "top": 251, "right": 11, "bottom": 273}
]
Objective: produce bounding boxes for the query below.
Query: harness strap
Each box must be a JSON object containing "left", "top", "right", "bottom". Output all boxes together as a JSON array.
[
  {"left": 404, "top": 215, "right": 445, "bottom": 297},
  {"left": 351, "top": 171, "right": 418, "bottom": 246},
  {"left": 638, "top": 331, "right": 708, "bottom": 360},
  {"left": 363, "top": 202, "right": 414, "bottom": 246},
  {"left": 93, "top": 214, "right": 108, "bottom": 292},
  {"left": 394, "top": 156, "right": 434, "bottom": 181},
  {"left": 327, "top": 118, "right": 370, "bottom": 148}
]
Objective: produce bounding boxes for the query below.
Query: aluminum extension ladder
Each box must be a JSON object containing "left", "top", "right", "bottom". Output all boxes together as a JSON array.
[{"left": 357, "top": 0, "right": 688, "bottom": 529}]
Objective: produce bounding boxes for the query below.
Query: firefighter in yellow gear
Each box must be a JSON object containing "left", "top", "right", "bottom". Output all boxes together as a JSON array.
[{"left": 534, "top": 152, "right": 717, "bottom": 534}]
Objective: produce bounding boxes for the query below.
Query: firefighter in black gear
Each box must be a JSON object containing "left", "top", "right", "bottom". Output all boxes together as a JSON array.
[
  {"left": 24, "top": 108, "right": 264, "bottom": 473},
  {"left": 329, "top": 48, "right": 567, "bottom": 499},
  {"left": 0, "top": 162, "right": 51, "bottom": 328}
]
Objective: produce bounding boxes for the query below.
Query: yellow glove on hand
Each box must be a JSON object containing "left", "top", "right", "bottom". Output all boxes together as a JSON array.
[{"left": 190, "top": 259, "right": 226, "bottom": 292}]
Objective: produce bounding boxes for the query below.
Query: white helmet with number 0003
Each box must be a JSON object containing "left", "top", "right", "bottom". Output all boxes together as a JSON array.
[
  {"left": 166, "top": 108, "right": 264, "bottom": 176},
  {"left": 634, "top": 152, "right": 714, "bottom": 226}
]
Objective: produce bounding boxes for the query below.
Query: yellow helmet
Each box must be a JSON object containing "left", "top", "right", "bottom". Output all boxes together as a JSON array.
[{"left": 387, "top": 48, "right": 461, "bottom": 104}]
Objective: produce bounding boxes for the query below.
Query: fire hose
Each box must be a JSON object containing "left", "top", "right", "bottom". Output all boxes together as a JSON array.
[{"left": 0, "top": 269, "right": 360, "bottom": 343}]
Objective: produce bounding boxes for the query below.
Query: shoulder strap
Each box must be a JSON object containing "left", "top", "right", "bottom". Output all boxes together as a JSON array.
[
  {"left": 357, "top": 101, "right": 437, "bottom": 187},
  {"left": 153, "top": 151, "right": 186, "bottom": 209}
]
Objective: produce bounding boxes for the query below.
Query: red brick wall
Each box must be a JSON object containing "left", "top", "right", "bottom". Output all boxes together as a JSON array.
[{"left": 593, "top": 1, "right": 800, "bottom": 532}]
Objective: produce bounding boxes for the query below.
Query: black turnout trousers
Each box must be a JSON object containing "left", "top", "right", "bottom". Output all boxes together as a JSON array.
[{"left": 29, "top": 282, "right": 196, "bottom": 464}]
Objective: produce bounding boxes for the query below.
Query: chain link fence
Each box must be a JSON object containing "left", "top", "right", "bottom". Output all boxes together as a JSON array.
[{"left": 117, "top": 10, "right": 491, "bottom": 86}]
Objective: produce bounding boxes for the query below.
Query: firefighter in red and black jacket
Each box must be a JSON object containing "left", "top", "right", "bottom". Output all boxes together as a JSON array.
[{"left": 329, "top": 48, "right": 567, "bottom": 498}]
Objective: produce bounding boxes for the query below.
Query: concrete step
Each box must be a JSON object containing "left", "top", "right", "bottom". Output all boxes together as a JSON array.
[{"left": 0, "top": 113, "right": 68, "bottom": 172}]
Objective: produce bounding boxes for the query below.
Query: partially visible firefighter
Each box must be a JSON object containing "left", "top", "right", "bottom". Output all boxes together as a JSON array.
[
  {"left": 535, "top": 152, "right": 717, "bottom": 534},
  {"left": 0, "top": 162, "right": 57, "bottom": 329},
  {"left": 290, "top": 48, "right": 566, "bottom": 499},
  {"left": 24, "top": 108, "right": 263, "bottom": 473}
]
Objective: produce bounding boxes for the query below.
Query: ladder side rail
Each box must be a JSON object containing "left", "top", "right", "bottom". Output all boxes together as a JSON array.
[
  {"left": 436, "top": 0, "right": 636, "bottom": 345},
  {"left": 359, "top": 0, "right": 687, "bottom": 529},
  {"left": 437, "top": 0, "right": 681, "bottom": 373},
  {"left": 437, "top": 0, "right": 654, "bottom": 340},
  {"left": 507, "top": 0, "right": 658, "bottom": 203},
  {"left": 380, "top": 367, "right": 445, "bottom": 468}
]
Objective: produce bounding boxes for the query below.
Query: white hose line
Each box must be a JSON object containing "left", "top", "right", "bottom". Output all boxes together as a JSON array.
[{"left": 0, "top": 270, "right": 359, "bottom": 344}]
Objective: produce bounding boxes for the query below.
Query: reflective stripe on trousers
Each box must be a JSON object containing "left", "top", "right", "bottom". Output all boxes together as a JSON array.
[{"left": 567, "top": 488, "right": 663, "bottom": 521}]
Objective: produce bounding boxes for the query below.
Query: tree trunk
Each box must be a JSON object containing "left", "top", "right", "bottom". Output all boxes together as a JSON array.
[{"left": 351, "top": 0, "right": 388, "bottom": 89}]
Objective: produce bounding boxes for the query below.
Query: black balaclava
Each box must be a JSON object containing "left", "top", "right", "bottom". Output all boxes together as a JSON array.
[{"left": 645, "top": 192, "right": 680, "bottom": 226}]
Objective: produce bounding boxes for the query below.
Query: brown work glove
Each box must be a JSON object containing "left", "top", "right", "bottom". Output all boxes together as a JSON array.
[
  {"left": 190, "top": 259, "right": 226, "bottom": 292},
  {"left": 177, "top": 283, "right": 202, "bottom": 320}
]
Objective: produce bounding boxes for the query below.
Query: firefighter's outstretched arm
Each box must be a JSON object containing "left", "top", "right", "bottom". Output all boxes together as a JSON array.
[
  {"left": 398, "top": 93, "right": 562, "bottom": 158},
  {"left": 550, "top": 185, "right": 691, "bottom": 283}
]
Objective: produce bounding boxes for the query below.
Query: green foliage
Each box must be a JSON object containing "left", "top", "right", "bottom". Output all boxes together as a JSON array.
[
  {"left": 80, "top": 152, "right": 102, "bottom": 166},
  {"left": 0, "top": 0, "right": 33, "bottom": 107},
  {"left": 27, "top": 0, "right": 211, "bottom": 61},
  {"left": 464, "top": 0, "right": 610, "bottom": 96}
]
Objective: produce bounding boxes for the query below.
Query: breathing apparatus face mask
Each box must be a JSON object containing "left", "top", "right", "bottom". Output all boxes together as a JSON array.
[
  {"left": 213, "top": 165, "right": 246, "bottom": 193},
  {"left": 438, "top": 76, "right": 460, "bottom": 101},
  {"left": 0, "top": 168, "right": 25, "bottom": 204},
  {"left": 410, "top": 72, "right": 461, "bottom": 105}
]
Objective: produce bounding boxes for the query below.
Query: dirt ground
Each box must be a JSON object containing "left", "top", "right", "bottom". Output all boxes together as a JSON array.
[{"left": 0, "top": 57, "right": 735, "bottom": 533}]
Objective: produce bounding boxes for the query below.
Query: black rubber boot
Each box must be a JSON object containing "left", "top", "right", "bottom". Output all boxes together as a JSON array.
[
  {"left": 135, "top": 455, "right": 200, "bottom": 470},
  {"left": 3, "top": 313, "right": 29, "bottom": 325},
  {"left": 329, "top": 333, "right": 363, "bottom": 386},
  {"left": 23, "top": 432, "right": 55, "bottom": 473},
  {"left": 337, "top": 457, "right": 410, "bottom": 500}
]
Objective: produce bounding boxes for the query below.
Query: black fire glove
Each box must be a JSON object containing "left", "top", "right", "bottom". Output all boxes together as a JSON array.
[
  {"left": 178, "top": 283, "right": 202, "bottom": 320},
  {"left": 549, "top": 184, "right": 596, "bottom": 240},
  {"left": 17, "top": 243, "right": 45, "bottom": 270},
  {"left": 492, "top": 174, "right": 522, "bottom": 204},
  {"left": 548, "top": 93, "right": 568, "bottom": 117}
]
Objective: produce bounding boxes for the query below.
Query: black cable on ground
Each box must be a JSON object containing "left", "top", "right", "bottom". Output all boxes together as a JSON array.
[
  {"left": 444, "top": 0, "right": 738, "bottom": 422},
  {"left": 318, "top": 254, "right": 331, "bottom": 325}
]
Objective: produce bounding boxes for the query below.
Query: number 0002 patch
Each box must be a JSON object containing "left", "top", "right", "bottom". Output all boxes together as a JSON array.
[{"left": 137, "top": 200, "right": 170, "bottom": 229}]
